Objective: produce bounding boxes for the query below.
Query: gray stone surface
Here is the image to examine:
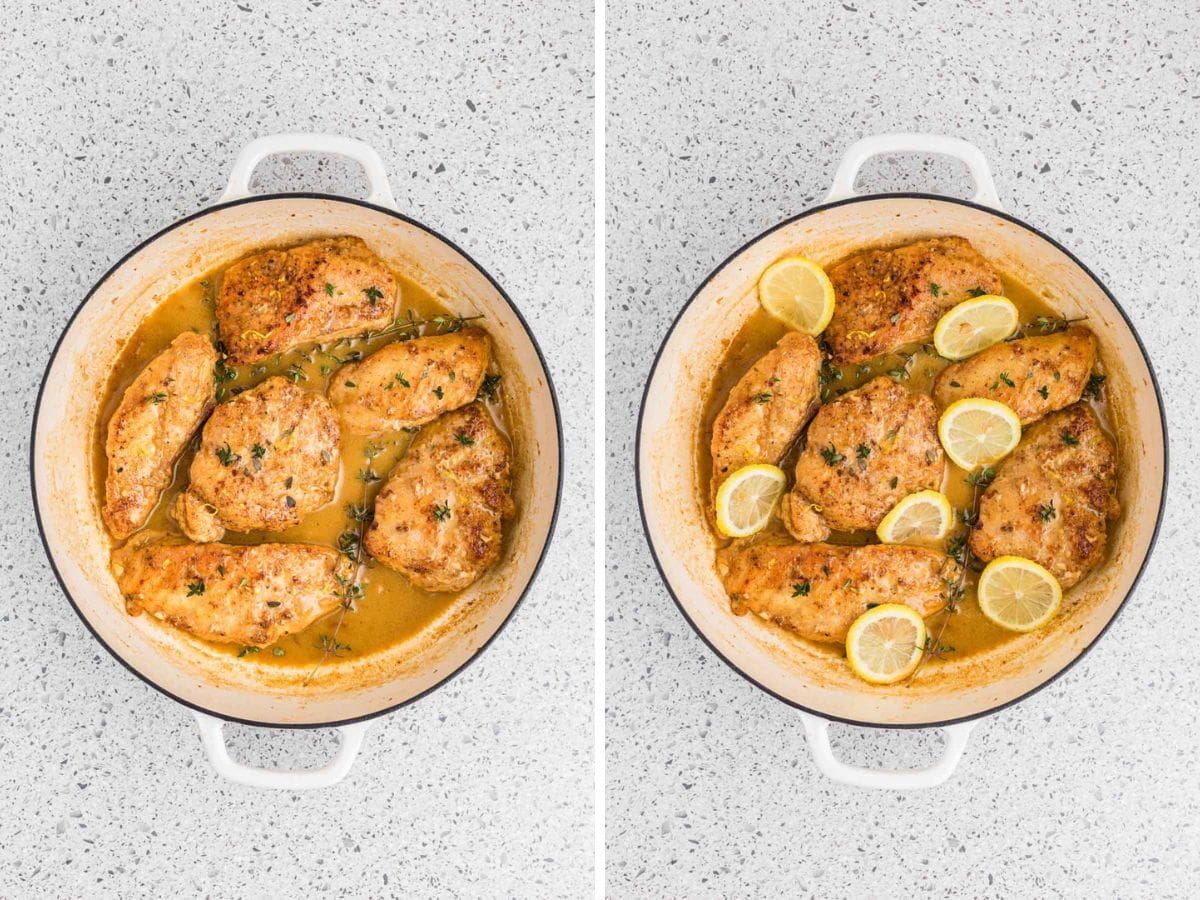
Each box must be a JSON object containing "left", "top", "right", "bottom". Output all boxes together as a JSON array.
[
  {"left": 0, "top": 2, "right": 592, "bottom": 897},
  {"left": 606, "top": 2, "right": 1199, "bottom": 897}
]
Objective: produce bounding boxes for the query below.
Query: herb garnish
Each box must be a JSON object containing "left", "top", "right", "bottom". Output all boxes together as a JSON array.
[
  {"left": 1061, "top": 431, "right": 1079, "bottom": 446},
  {"left": 186, "top": 579, "right": 205, "bottom": 596},
  {"left": 455, "top": 431, "right": 475, "bottom": 446},
  {"left": 433, "top": 502, "right": 451, "bottom": 522},
  {"left": 1038, "top": 502, "right": 1056, "bottom": 522},
  {"left": 792, "top": 580, "right": 811, "bottom": 597},
  {"left": 215, "top": 444, "right": 237, "bottom": 467},
  {"left": 478, "top": 373, "right": 502, "bottom": 401},
  {"left": 753, "top": 392, "right": 772, "bottom": 404},
  {"left": 820, "top": 445, "right": 844, "bottom": 466},
  {"left": 1083, "top": 373, "right": 1106, "bottom": 400},
  {"left": 147, "top": 392, "right": 167, "bottom": 404}
]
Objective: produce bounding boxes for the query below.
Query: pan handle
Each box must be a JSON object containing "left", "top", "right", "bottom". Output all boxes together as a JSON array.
[
  {"left": 799, "top": 712, "right": 975, "bottom": 790},
  {"left": 825, "top": 133, "right": 1002, "bottom": 209},
  {"left": 192, "top": 711, "right": 370, "bottom": 790},
  {"left": 218, "top": 133, "right": 398, "bottom": 209}
]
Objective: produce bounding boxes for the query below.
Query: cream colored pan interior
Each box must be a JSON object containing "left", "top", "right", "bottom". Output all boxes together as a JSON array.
[
  {"left": 33, "top": 195, "right": 560, "bottom": 727},
  {"left": 639, "top": 194, "right": 1165, "bottom": 727}
]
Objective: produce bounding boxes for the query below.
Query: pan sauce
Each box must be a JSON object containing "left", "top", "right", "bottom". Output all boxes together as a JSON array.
[
  {"left": 699, "top": 260, "right": 1119, "bottom": 669},
  {"left": 93, "top": 256, "right": 510, "bottom": 669}
]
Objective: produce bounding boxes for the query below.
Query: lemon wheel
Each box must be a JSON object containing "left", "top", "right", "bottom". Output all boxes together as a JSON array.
[
  {"left": 845, "top": 604, "right": 927, "bottom": 685},
  {"left": 937, "top": 398, "right": 1021, "bottom": 470},
  {"left": 757, "top": 256, "right": 836, "bottom": 334},
  {"left": 714, "top": 464, "right": 787, "bottom": 538},
  {"left": 876, "top": 490, "right": 953, "bottom": 545},
  {"left": 933, "top": 295, "right": 1019, "bottom": 360},
  {"left": 977, "top": 556, "right": 1062, "bottom": 632}
]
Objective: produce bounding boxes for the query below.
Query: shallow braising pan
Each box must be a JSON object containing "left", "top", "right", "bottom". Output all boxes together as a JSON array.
[
  {"left": 637, "top": 134, "right": 1166, "bottom": 789},
  {"left": 32, "top": 134, "right": 562, "bottom": 788}
]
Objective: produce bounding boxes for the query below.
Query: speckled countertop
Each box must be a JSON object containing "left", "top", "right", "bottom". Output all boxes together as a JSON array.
[
  {"left": 606, "top": 1, "right": 1199, "bottom": 897},
  {"left": 0, "top": 1, "right": 592, "bottom": 897}
]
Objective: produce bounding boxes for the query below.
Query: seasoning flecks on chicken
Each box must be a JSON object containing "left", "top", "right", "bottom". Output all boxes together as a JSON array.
[
  {"left": 365, "top": 403, "right": 513, "bottom": 592},
  {"left": 710, "top": 331, "right": 822, "bottom": 500},
  {"left": 789, "top": 376, "right": 944, "bottom": 533},
  {"left": 216, "top": 236, "right": 396, "bottom": 364},
  {"left": 112, "top": 537, "right": 351, "bottom": 647},
  {"left": 933, "top": 326, "right": 1098, "bottom": 425},
  {"left": 174, "top": 376, "right": 340, "bottom": 541},
  {"left": 719, "top": 539, "right": 959, "bottom": 644},
  {"left": 103, "top": 331, "right": 218, "bottom": 540},
  {"left": 969, "top": 403, "right": 1119, "bottom": 588},
  {"left": 328, "top": 327, "right": 492, "bottom": 435},
  {"left": 824, "top": 237, "right": 1002, "bottom": 365}
]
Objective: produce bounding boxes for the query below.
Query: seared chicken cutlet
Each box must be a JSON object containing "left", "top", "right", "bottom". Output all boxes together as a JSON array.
[
  {"left": 933, "top": 326, "right": 1098, "bottom": 425},
  {"left": 970, "top": 403, "right": 1119, "bottom": 588},
  {"left": 328, "top": 328, "right": 492, "bottom": 434},
  {"left": 112, "top": 537, "right": 351, "bottom": 647},
  {"left": 103, "top": 332, "right": 218, "bottom": 540},
  {"left": 365, "top": 403, "right": 513, "bottom": 592},
  {"left": 789, "top": 376, "right": 944, "bottom": 533},
  {"left": 217, "top": 236, "right": 396, "bottom": 364},
  {"left": 711, "top": 331, "right": 822, "bottom": 504},
  {"left": 174, "top": 376, "right": 340, "bottom": 541},
  {"left": 719, "top": 539, "right": 959, "bottom": 644},
  {"left": 824, "top": 237, "right": 1002, "bottom": 364}
]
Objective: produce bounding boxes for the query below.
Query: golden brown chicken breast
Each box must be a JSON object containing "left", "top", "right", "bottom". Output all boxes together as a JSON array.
[
  {"left": 710, "top": 331, "right": 822, "bottom": 500},
  {"left": 824, "top": 237, "right": 1002, "bottom": 365},
  {"left": 217, "top": 236, "right": 396, "bottom": 364},
  {"left": 103, "top": 332, "right": 218, "bottom": 540},
  {"left": 933, "top": 326, "right": 1098, "bottom": 425},
  {"left": 719, "top": 539, "right": 959, "bottom": 644},
  {"left": 789, "top": 376, "right": 944, "bottom": 533},
  {"left": 112, "top": 537, "right": 350, "bottom": 647},
  {"left": 175, "top": 376, "right": 340, "bottom": 541},
  {"left": 778, "top": 493, "right": 831, "bottom": 543},
  {"left": 969, "top": 403, "right": 1119, "bottom": 589},
  {"left": 328, "top": 328, "right": 492, "bottom": 435},
  {"left": 365, "top": 403, "right": 513, "bottom": 592}
]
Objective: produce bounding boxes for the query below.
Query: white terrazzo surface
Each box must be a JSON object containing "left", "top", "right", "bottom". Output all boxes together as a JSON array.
[
  {"left": 0, "top": 1, "right": 592, "bottom": 897},
  {"left": 606, "top": 1, "right": 1199, "bottom": 897}
]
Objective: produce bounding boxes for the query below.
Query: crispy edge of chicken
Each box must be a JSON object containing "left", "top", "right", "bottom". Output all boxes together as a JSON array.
[
  {"left": 710, "top": 330, "right": 822, "bottom": 504},
  {"left": 933, "top": 326, "right": 1098, "bottom": 425},
  {"left": 178, "top": 375, "right": 341, "bottom": 539},
  {"left": 969, "top": 403, "right": 1120, "bottom": 589},
  {"left": 103, "top": 331, "right": 218, "bottom": 540},
  {"left": 111, "top": 536, "right": 352, "bottom": 647},
  {"left": 790, "top": 376, "right": 945, "bottom": 532},
  {"left": 718, "top": 539, "right": 959, "bottom": 644},
  {"left": 328, "top": 327, "right": 492, "bottom": 434},
  {"left": 824, "top": 236, "right": 1003, "bottom": 365},
  {"left": 364, "top": 402, "right": 514, "bottom": 592},
  {"left": 216, "top": 236, "right": 396, "bottom": 364}
]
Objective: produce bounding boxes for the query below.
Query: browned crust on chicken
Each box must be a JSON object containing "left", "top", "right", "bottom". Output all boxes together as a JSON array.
[
  {"left": 932, "top": 326, "right": 1097, "bottom": 425},
  {"left": 365, "top": 403, "right": 513, "bottom": 592},
  {"left": 969, "top": 403, "right": 1119, "bottom": 588},
  {"left": 328, "top": 328, "right": 492, "bottom": 435},
  {"left": 824, "top": 237, "right": 1002, "bottom": 365},
  {"left": 778, "top": 493, "right": 832, "bottom": 543},
  {"left": 719, "top": 539, "right": 959, "bottom": 644},
  {"left": 710, "top": 331, "right": 821, "bottom": 500},
  {"left": 178, "top": 376, "right": 340, "bottom": 539},
  {"left": 103, "top": 332, "right": 218, "bottom": 540},
  {"left": 111, "top": 538, "right": 351, "bottom": 647},
  {"left": 217, "top": 236, "right": 396, "bottom": 364},
  {"left": 790, "top": 376, "right": 944, "bottom": 532}
]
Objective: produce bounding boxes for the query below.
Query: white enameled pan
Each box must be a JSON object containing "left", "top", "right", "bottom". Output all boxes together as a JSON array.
[{"left": 637, "top": 134, "right": 1166, "bottom": 789}]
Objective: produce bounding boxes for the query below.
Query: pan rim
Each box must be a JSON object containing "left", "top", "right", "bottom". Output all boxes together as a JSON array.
[
  {"left": 30, "top": 191, "right": 565, "bottom": 730},
  {"left": 634, "top": 190, "right": 1169, "bottom": 730}
]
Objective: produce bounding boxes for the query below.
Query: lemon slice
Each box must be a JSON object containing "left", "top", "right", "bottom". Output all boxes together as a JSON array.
[
  {"left": 937, "top": 398, "right": 1021, "bottom": 470},
  {"left": 932, "top": 295, "right": 1019, "bottom": 360},
  {"left": 845, "top": 604, "right": 927, "bottom": 685},
  {"left": 714, "top": 464, "right": 787, "bottom": 538},
  {"left": 876, "top": 490, "right": 953, "bottom": 545},
  {"left": 977, "top": 556, "right": 1062, "bottom": 632},
  {"left": 757, "top": 256, "right": 836, "bottom": 334}
]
